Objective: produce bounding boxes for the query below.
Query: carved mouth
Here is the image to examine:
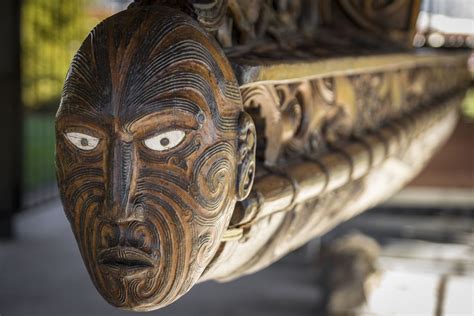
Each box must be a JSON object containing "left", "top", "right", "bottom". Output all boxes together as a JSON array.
[{"left": 98, "top": 247, "right": 155, "bottom": 273}]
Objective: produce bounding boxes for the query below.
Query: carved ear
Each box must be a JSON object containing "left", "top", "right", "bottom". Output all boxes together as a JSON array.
[{"left": 236, "top": 112, "right": 257, "bottom": 201}]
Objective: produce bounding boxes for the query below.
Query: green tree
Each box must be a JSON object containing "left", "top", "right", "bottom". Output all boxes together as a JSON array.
[{"left": 21, "top": 0, "right": 98, "bottom": 110}]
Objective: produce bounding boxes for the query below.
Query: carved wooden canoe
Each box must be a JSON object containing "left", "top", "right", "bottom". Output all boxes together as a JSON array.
[{"left": 55, "top": 0, "right": 471, "bottom": 311}]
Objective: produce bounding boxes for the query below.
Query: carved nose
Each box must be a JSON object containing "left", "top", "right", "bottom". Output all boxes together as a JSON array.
[
  {"left": 107, "top": 203, "right": 145, "bottom": 223},
  {"left": 106, "top": 139, "right": 136, "bottom": 221},
  {"left": 100, "top": 220, "right": 155, "bottom": 251}
]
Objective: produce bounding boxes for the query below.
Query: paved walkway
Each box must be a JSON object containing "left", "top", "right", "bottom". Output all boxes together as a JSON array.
[{"left": 1, "top": 200, "right": 472, "bottom": 316}]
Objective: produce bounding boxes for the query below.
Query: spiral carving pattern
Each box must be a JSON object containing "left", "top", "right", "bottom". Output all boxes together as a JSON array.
[{"left": 56, "top": 5, "right": 245, "bottom": 311}]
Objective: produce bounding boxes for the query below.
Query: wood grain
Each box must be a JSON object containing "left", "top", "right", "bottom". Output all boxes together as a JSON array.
[
  {"left": 56, "top": 6, "right": 255, "bottom": 311},
  {"left": 55, "top": 0, "right": 470, "bottom": 312}
]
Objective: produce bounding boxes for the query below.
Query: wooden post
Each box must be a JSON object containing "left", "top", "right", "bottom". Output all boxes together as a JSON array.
[{"left": 0, "top": 0, "right": 22, "bottom": 239}]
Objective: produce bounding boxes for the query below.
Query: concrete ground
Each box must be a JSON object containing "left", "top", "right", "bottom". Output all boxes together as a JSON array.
[{"left": 1, "top": 199, "right": 473, "bottom": 316}]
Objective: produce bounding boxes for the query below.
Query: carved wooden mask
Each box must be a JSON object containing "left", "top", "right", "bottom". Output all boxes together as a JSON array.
[{"left": 55, "top": 6, "right": 256, "bottom": 311}]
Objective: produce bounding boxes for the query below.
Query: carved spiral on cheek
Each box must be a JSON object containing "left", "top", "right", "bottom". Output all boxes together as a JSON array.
[
  {"left": 196, "top": 232, "right": 214, "bottom": 268},
  {"left": 191, "top": 142, "right": 236, "bottom": 222},
  {"left": 58, "top": 162, "right": 106, "bottom": 284}
]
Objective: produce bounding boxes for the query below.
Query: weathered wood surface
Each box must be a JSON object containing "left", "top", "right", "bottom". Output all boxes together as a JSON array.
[
  {"left": 56, "top": 7, "right": 256, "bottom": 310},
  {"left": 55, "top": 0, "right": 470, "bottom": 311}
]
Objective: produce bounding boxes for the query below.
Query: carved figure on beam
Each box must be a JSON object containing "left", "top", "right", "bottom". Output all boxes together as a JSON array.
[
  {"left": 56, "top": 7, "right": 256, "bottom": 311},
  {"left": 55, "top": 0, "right": 470, "bottom": 312}
]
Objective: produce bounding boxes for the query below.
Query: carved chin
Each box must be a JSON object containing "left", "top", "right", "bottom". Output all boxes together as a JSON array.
[
  {"left": 73, "top": 212, "right": 190, "bottom": 310},
  {"left": 87, "top": 232, "right": 221, "bottom": 311},
  {"left": 90, "top": 254, "right": 185, "bottom": 311}
]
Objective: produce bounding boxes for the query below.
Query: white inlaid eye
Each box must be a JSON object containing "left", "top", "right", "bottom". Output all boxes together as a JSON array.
[
  {"left": 65, "top": 132, "right": 99, "bottom": 151},
  {"left": 144, "top": 130, "right": 185, "bottom": 151}
]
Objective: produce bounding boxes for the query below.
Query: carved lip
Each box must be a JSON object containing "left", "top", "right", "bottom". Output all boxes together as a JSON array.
[{"left": 98, "top": 247, "right": 155, "bottom": 273}]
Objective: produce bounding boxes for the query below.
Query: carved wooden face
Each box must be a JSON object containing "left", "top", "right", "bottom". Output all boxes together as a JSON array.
[{"left": 55, "top": 7, "right": 255, "bottom": 311}]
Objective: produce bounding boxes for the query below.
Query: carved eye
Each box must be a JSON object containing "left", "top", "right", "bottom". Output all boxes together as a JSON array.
[
  {"left": 144, "top": 130, "right": 185, "bottom": 151},
  {"left": 65, "top": 132, "right": 99, "bottom": 151}
]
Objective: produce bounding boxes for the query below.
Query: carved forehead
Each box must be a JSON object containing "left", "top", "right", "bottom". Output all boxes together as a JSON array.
[{"left": 58, "top": 6, "right": 241, "bottom": 126}]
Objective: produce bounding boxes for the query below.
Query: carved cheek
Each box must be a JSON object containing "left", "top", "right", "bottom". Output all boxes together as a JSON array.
[
  {"left": 56, "top": 138, "right": 105, "bottom": 225},
  {"left": 190, "top": 141, "right": 237, "bottom": 222}
]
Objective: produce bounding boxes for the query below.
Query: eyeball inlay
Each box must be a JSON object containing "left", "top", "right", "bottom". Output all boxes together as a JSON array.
[
  {"left": 144, "top": 130, "right": 185, "bottom": 151},
  {"left": 66, "top": 132, "right": 99, "bottom": 151}
]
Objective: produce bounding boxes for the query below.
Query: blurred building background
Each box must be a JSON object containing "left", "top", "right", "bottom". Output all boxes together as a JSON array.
[{"left": 0, "top": 0, "right": 472, "bottom": 315}]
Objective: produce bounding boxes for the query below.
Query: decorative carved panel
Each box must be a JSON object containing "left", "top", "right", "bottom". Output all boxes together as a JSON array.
[
  {"left": 320, "top": 0, "right": 421, "bottom": 45},
  {"left": 55, "top": 0, "right": 470, "bottom": 311}
]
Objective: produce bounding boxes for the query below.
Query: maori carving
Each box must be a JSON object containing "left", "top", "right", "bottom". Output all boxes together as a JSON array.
[
  {"left": 208, "top": 88, "right": 467, "bottom": 282},
  {"left": 241, "top": 61, "right": 469, "bottom": 165},
  {"left": 129, "top": 0, "right": 419, "bottom": 52},
  {"left": 129, "top": 0, "right": 320, "bottom": 48},
  {"left": 56, "top": 6, "right": 256, "bottom": 311},
  {"left": 320, "top": 0, "right": 421, "bottom": 45},
  {"left": 56, "top": 0, "right": 471, "bottom": 312}
]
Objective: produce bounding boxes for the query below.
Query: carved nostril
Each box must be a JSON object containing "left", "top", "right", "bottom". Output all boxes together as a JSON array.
[
  {"left": 125, "top": 221, "right": 158, "bottom": 253},
  {"left": 100, "top": 222, "right": 120, "bottom": 248},
  {"left": 128, "top": 235, "right": 145, "bottom": 249},
  {"left": 128, "top": 224, "right": 146, "bottom": 249}
]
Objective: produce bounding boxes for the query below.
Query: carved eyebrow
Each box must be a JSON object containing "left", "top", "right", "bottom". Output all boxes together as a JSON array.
[
  {"left": 56, "top": 109, "right": 109, "bottom": 130},
  {"left": 126, "top": 109, "right": 200, "bottom": 136},
  {"left": 122, "top": 70, "right": 217, "bottom": 115},
  {"left": 123, "top": 97, "right": 203, "bottom": 126},
  {"left": 57, "top": 93, "right": 104, "bottom": 121}
]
